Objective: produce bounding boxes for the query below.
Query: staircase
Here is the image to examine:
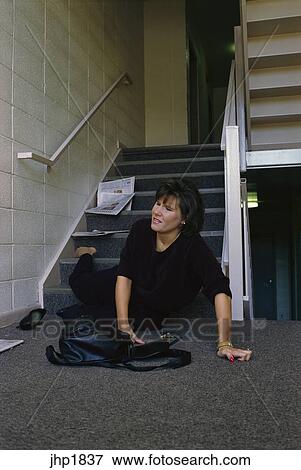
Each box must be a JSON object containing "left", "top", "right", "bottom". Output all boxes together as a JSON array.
[
  {"left": 241, "top": 0, "right": 301, "bottom": 150},
  {"left": 44, "top": 144, "right": 226, "bottom": 319}
]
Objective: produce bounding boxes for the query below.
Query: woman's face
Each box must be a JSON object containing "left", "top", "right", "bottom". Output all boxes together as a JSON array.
[{"left": 151, "top": 195, "right": 184, "bottom": 235}]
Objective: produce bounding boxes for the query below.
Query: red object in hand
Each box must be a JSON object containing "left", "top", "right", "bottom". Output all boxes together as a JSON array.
[{"left": 230, "top": 355, "right": 235, "bottom": 363}]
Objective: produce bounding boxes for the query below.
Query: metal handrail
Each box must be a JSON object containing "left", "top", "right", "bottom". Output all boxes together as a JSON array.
[
  {"left": 221, "top": 60, "right": 236, "bottom": 150},
  {"left": 221, "top": 60, "right": 236, "bottom": 273},
  {"left": 17, "top": 72, "right": 132, "bottom": 167}
]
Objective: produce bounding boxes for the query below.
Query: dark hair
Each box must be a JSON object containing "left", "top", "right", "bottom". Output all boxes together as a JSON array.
[{"left": 155, "top": 178, "right": 204, "bottom": 236}]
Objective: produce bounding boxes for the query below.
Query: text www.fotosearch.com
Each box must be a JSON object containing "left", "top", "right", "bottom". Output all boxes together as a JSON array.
[
  {"left": 48, "top": 452, "right": 252, "bottom": 468},
  {"left": 111, "top": 453, "right": 251, "bottom": 467}
]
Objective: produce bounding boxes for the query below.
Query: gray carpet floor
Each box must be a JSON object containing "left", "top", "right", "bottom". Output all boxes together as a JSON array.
[{"left": 0, "top": 315, "right": 300, "bottom": 450}]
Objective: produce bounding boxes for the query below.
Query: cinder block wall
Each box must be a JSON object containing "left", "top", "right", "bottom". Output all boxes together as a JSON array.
[{"left": 0, "top": 0, "right": 145, "bottom": 315}]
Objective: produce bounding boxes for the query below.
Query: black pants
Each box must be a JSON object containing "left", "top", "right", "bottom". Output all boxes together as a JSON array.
[
  {"left": 69, "top": 254, "right": 118, "bottom": 320},
  {"left": 69, "top": 254, "right": 162, "bottom": 330}
]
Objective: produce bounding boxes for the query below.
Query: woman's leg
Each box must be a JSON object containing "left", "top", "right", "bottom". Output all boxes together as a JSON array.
[{"left": 69, "top": 251, "right": 117, "bottom": 307}]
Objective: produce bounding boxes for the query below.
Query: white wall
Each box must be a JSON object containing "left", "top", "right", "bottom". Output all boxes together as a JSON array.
[
  {"left": 0, "top": 0, "right": 145, "bottom": 316},
  {"left": 144, "top": 0, "right": 188, "bottom": 146}
]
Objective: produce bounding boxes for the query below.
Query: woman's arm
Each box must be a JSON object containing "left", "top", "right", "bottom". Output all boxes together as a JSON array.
[
  {"left": 115, "top": 275, "right": 132, "bottom": 331},
  {"left": 215, "top": 293, "right": 232, "bottom": 343},
  {"left": 115, "top": 275, "right": 144, "bottom": 343},
  {"left": 214, "top": 293, "right": 252, "bottom": 361}
]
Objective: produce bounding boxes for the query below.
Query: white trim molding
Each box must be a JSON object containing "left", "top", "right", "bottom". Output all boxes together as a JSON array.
[{"left": 247, "top": 148, "right": 301, "bottom": 168}]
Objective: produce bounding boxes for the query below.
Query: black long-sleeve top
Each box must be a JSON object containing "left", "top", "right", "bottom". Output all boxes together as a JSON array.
[{"left": 117, "top": 219, "right": 231, "bottom": 325}]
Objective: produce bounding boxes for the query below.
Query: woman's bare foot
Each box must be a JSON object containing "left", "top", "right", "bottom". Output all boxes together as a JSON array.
[{"left": 75, "top": 246, "right": 96, "bottom": 257}]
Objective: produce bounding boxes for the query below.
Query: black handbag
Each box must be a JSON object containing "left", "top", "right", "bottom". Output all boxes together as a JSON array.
[{"left": 46, "top": 319, "right": 191, "bottom": 372}]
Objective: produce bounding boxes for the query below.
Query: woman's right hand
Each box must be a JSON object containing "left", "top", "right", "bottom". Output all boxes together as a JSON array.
[
  {"left": 130, "top": 332, "right": 145, "bottom": 344},
  {"left": 118, "top": 325, "right": 145, "bottom": 344},
  {"left": 115, "top": 276, "right": 144, "bottom": 344}
]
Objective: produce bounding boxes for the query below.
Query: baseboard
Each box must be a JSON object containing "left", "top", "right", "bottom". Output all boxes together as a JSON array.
[{"left": 0, "top": 304, "right": 41, "bottom": 328}]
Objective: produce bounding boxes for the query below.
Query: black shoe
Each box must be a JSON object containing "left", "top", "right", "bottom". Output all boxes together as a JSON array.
[{"left": 18, "top": 308, "right": 47, "bottom": 330}]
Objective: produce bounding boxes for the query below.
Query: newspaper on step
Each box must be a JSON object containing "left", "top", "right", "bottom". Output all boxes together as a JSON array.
[
  {"left": 72, "top": 230, "right": 129, "bottom": 237},
  {"left": 86, "top": 177, "right": 135, "bottom": 216}
]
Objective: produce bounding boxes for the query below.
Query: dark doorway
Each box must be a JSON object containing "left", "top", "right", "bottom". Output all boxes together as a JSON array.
[
  {"left": 187, "top": 40, "right": 199, "bottom": 144},
  {"left": 252, "top": 235, "right": 277, "bottom": 319},
  {"left": 186, "top": 0, "right": 239, "bottom": 144},
  {"left": 248, "top": 167, "right": 301, "bottom": 321}
]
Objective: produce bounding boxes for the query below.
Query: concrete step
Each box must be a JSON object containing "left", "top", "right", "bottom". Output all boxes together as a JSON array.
[
  {"left": 249, "top": 52, "right": 301, "bottom": 69},
  {"left": 71, "top": 231, "right": 224, "bottom": 259},
  {"left": 251, "top": 112, "right": 301, "bottom": 125},
  {"left": 248, "top": 33, "right": 301, "bottom": 69},
  {"left": 246, "top": 1, "right": 301, "bottom": 23},
  {"left": 59, "top": 254, "right": 223, "bottom": 286},
  {"left": 131, "top": 188, "right": 225, "bottom": 210},
  {"left": 44, "top": 285, "right": 215, "bottom": 318},
  {"left": 249, "top": 65, "right": 301, "bottom": 97},
  {"left": 251, "top": 120, "right": 301, "bottom": 148},
  {"left": 250, "top": 84, "right": 301, "bottom": 99},
  {"left": 105, "top": 171, "right": 224, "bottom": 191},
  {"left": 247, "top": 15, "right": 301, "bottom": 38},
  {"left": 44, "top": 286, "right": 79, "bottom": 314},
  {"left": 250, "top": 94, "right": 301, "bottom": 125},
  {"left": 115, "top": 157, "right": 224, "bottom": 176},
  {"left": 122, "top": 144, "right": 222, "bottom": 161},
  {"left": 85, "top": 209, "right": 225, "bottom": 232}
]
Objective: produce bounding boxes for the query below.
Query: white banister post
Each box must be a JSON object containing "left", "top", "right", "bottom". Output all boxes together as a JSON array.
[
  {"left": 241, "top": 178, "right": 254, "bottom": 319},
  {"left": 225, "top": 126, "right": 244, "bottom": 321},
  {"left": 222, "top": 156, "right": 229, "bottom": 274}
]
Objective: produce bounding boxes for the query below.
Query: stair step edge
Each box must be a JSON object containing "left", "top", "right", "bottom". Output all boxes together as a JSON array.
[
  {"left": 85, "top": 208, "right": 225, "bottom": 216},
  {"left": 106, "top": 171, "right": 224, "bottom": 181},
  {"left": 60, "top": 255, "right": 222, "bottom": 265},
  {"left": 135, "top": 188, "right": 225, "bottom": 196},
  {"left": 251, "top": 112, "right": 301, "bottom": 124},
  {"left": 123, "top": 144, "right": 221, "bottom": 154},
  {"left": 72, "top": 230, "right": 224, "bottom": 238},
  {"left": 117, "top": 156, "right": 224, "bottom": 166},
  {"left": 60, "top": 257, "right": 120, "bottom": 264}
]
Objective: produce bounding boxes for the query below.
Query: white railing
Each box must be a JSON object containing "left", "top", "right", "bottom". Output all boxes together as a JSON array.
[
  {"left": 221, "top": 54, "right": 254, "bottom": 320},
  {"left": 241, "top": 179, "right": 254, "bottom": 319},
  {"left": 17, "top": 72, "right": 132, "bottom": 167},
  {"left": 223, "top": 126, "right": 244, "bottom": 321}
]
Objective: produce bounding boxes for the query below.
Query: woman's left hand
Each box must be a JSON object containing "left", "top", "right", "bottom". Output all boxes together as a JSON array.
[{"left": 217, "top": 346, "right": 252, "bottom": 362}]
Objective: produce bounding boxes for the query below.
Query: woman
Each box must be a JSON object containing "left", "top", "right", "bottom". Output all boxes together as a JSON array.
[{"left": 69, "top": 178, "right": 252, "bottom": 362}]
